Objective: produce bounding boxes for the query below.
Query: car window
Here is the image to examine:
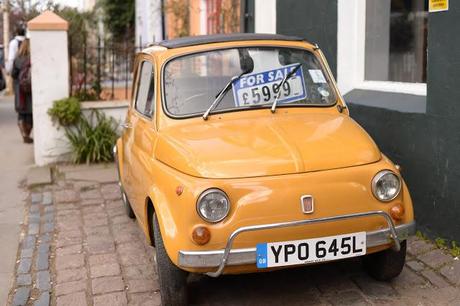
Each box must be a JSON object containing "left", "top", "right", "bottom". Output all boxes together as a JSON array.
[
  {"left": 134, "top": 61, "right": 155, "bottom": 117},
  {"left": 163, "top": 47, "right": 337, "bottom": 117}
]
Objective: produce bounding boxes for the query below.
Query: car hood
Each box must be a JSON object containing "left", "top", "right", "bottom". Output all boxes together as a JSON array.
[{"left": 155, "top": 113, "right": 381, "bottom": 179}]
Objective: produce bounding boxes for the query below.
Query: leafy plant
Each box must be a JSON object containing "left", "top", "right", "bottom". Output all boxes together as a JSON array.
[
  {"left": 416, "top": 231, "right": 460, "bottom": 258},
  {"left": 416, "top": 230, "right": 428, "bottom": 240},
  {"left": 65, "top": 111, "right": 118, "bottom": 164},
  {"left": 435, "top": 237, "right": 447, "bottom": 249},
  {"left": 92, "top": 80, "right": 102, "bottom": 100},
  {"left": 451, "top": 241, "right": 460, "bottom": 258},
  {"left": 98, "top": 0, "right": 134, "bottom": 42},
  {"left": 48, "top": 97, "right": 81, "bottom": 127},
  {"left": 72, "top": 89, "right": 100, "bottom": 102},
  {"left": 164, "top": 0, "right": 190, "bottom": 38}
]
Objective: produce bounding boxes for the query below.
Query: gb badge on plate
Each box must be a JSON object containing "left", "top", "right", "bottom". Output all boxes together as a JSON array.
[{"left": 256, "top": 232, "right": 366, "bottom": 268}]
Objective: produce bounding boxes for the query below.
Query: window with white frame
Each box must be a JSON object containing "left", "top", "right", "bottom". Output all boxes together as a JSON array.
[
  {"left": 337, "top": 0, "right": 428, "bottom": 96},
  {"left": 365, "top": 0, "right": 428, "bottom": 83}
]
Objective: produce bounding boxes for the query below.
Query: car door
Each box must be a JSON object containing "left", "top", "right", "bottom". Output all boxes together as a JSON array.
[
  {"left": 127, "top": 58, "right": 157, "bottom": 221},
  {"left": 121, "top": 58, "right": 143, "bottom": 200}
]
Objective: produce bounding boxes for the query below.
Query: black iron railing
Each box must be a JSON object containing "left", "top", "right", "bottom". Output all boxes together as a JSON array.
[{"left": 70, "top": 36, "right": 143, "bottom": 101}]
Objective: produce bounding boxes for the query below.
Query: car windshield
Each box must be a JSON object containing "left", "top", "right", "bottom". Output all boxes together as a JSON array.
[{"left": 163, "top": 47, "right": 337, "bottom": 117}]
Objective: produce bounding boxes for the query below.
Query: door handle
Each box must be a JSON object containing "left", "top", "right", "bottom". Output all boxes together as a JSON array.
[{"left": 120, "top": 122, "right": 132, "bottom": 129}]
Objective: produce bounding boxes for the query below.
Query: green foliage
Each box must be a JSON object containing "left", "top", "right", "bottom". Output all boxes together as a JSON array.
[
  {"left": 416, "top": 230, "right": 428, "bottom": 240},
  {"left": 48, "top": 98, "right": 118, "bottom": 164},
  {"left": 416, "top": 230, "right": 460, "bottom": 258},
  {"left": 451, "top": 241, "right": 460, "bottom": 258},
  {"left": 57, "top": 7, "right": 96, "bottom": 58},
  {"left": 48, "top": 97, "right": 81, "bottom": 127},
  {"left": 164, "top": 0, "right": 190, "bottom": 38},
  {"left": 65, "top": 111, "right": 118, "bottom": 164},
  {"left": 435, "top": 237, "right": 447, "bottom": 249},
  {"left": 98, "top": 0, "right": 135, "bottom": 42},
  {"left": 17, "top": 4, "right": 95, "bottom": 58},
  {"left": 72, "top": 89, "right": 100, "bottom": 102},
  {"left": 91, "top": 80, "right": 102, "bottom": 100}
]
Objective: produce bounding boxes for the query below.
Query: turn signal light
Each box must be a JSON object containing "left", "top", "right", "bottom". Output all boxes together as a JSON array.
[
  {"left": 192, "top": 226, "right": 211, "bottom": 245},
  {"left": 389, "top": 204, "right": 405, "bottom": 221},
  {"left": 176, "top": 185, "right": 184, "bottom": 196}
]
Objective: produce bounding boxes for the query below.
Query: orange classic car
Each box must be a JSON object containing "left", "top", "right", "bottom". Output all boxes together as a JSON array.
[{"left": 114, "top": 33, "right": 415, "bottom": 305}]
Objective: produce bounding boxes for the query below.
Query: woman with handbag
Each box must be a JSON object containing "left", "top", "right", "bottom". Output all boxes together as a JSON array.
[{"left": 11, "top": 39, "right": 33, "bottom": 144}]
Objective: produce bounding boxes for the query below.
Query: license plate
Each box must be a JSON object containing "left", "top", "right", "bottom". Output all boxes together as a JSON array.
[{"left": 256, "top": 232, "right": 366, "bottom": 268}]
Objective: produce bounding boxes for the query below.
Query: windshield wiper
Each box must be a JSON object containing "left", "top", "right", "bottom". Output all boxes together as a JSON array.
[
  {"left": 270, "top": 63, "right": 302, "bottom": 113},
  {"left": 203, "top": 70, "right": 249, "bottom": 120}
]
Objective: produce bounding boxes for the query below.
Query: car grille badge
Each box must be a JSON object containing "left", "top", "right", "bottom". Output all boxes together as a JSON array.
[{"left": 300, "top": 195, "right": 314, "bottom": 214}]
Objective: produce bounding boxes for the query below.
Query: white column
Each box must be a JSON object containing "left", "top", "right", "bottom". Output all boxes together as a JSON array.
[
  {"left": 136, "top": 0, "right": 163, "bottom": 45},
  {"left": 255, "top": 0, "right": 276, "bottom": 34},
  {"left": 199, "top": 0, "right": 207, "bottom": 35},
  {"left": 28, "top": 11, "right": 70, "bottom": 166},
  {"left": 337, "top": 0, "right": 366, "bottom": 94},
  {"left": 150, "top": 0, "right": 164, "bottom": 42}
]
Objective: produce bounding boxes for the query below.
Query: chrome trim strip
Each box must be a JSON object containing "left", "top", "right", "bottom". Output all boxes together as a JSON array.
[
  {"left": 177, "top": 212, "right": 414, "bottom": 277},
  {"left": 113, "top": 145, "right": 122, "bottom": 187},
  {"left": 178, "top": 221, "right": 416, "bottom": 269}
]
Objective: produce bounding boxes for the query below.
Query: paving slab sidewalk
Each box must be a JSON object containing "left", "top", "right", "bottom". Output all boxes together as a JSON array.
[
  {"left": 0, "top": 96, "right": 34, "bottom": 306},
  {"left": 7, "top": 163, "right": 460, "bottom": 305}
]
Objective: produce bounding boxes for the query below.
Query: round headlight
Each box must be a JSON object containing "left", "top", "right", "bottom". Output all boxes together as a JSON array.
[
  {"left": 197, "top": 189, "right": 230, "bottom": 223},
  {"left": 372, "top": 170, "right": 401, "bottom": 202}
]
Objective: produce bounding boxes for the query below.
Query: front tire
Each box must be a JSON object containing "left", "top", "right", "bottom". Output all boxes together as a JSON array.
[
  {"left": 152, "top": 213, "right": 188, "bottom": 306},
  {"left": 363, "top": 240, "right": 407, "bottom": 281}
]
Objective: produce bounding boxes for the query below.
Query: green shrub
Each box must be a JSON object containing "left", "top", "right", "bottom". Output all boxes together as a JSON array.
[
  {"left": 451, "top": 241, "right": 460, "bottom": 258},
  {"left": 48, "top": 97, "right": 81, "bottom": 126},
  {"left": 65, "top": 110, "right": 118, "bottom": 164},
  {"left": 72, "top": 89, "right": 100, "bottom": 102},
  {"left": 435, "top": 237, "right": 447, "bottom": 249}
]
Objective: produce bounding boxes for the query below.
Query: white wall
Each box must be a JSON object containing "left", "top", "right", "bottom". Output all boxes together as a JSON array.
[
  {"left": 337, "top": 0, "right": 366, "bottom": 95},
  {"left": 80, "top": 101, "right": 128, "bottom": 134},
  {"left": 199, "top": 0, "right": 207, "bottom": 35},
  {"left": 136, "top": 0, "right": 163, "bottom": 46},
  {"left": 255, "top": 0, "right": 276, "bottom": 34},
  {"left": 30, "top": 30, "right": 71, "bottom": 165}
]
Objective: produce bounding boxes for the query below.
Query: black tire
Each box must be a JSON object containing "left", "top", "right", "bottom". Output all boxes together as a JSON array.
[
  {"left": 363, "top": 240, "right": 407, "bottom": 281},
  {"left": 121, "top": 186, "right": 135, "bottom": 219},
  {"left": 153, "top": 213, "right": 188, "bottom": 306}
]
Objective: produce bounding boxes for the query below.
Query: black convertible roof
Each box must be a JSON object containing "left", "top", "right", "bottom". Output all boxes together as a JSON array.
[{"left": 156, "top": 33, "right": 306, "bottom": 49}]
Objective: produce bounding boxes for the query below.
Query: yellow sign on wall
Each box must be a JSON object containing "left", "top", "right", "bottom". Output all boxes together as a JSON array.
[{"left": 429, "top": 0, "right": 449, "bottom": 12}]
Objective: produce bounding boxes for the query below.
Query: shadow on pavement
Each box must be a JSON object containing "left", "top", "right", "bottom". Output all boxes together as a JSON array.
[{"left": 188, "top": 258, "right": 365, "bottom": 305}]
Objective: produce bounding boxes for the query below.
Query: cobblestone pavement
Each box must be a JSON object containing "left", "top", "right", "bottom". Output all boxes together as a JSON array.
[{"left": 7, "top": 166, "right": 460, "bottom": 305}]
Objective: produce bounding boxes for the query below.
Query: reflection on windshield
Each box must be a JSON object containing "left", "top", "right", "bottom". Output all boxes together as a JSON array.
[{"left": 164, "top": 47, "right": 336, "bottom": 117}]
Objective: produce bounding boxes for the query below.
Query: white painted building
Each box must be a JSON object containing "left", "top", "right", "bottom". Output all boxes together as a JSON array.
[{"left": 135, "top": 0, "right": 163, "bottom": 46}]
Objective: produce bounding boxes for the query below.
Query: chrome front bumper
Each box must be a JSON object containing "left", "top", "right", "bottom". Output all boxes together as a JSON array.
[{"left": 178, "top": 211, "right": 416, "bottom": 277}]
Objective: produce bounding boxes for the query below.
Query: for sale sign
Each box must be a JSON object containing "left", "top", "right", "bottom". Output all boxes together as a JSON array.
[{"left": 232, "top": 63, "right": 307, "bottom": 107}]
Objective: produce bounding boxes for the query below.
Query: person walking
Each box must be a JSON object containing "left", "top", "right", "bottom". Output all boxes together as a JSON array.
[
  {"left": 11, "top": 39, "right": 33, "bottom": 143},
  {"left": 6, "top": 27, "right": 26, "bottom": 74},
  {"left": 0, "top": 44, "right": 6, "bottom": 93}
]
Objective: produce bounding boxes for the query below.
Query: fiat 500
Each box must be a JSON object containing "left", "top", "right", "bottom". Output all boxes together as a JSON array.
[{"left": 114, "top": 33, "right": 415, "bottom": 305}]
